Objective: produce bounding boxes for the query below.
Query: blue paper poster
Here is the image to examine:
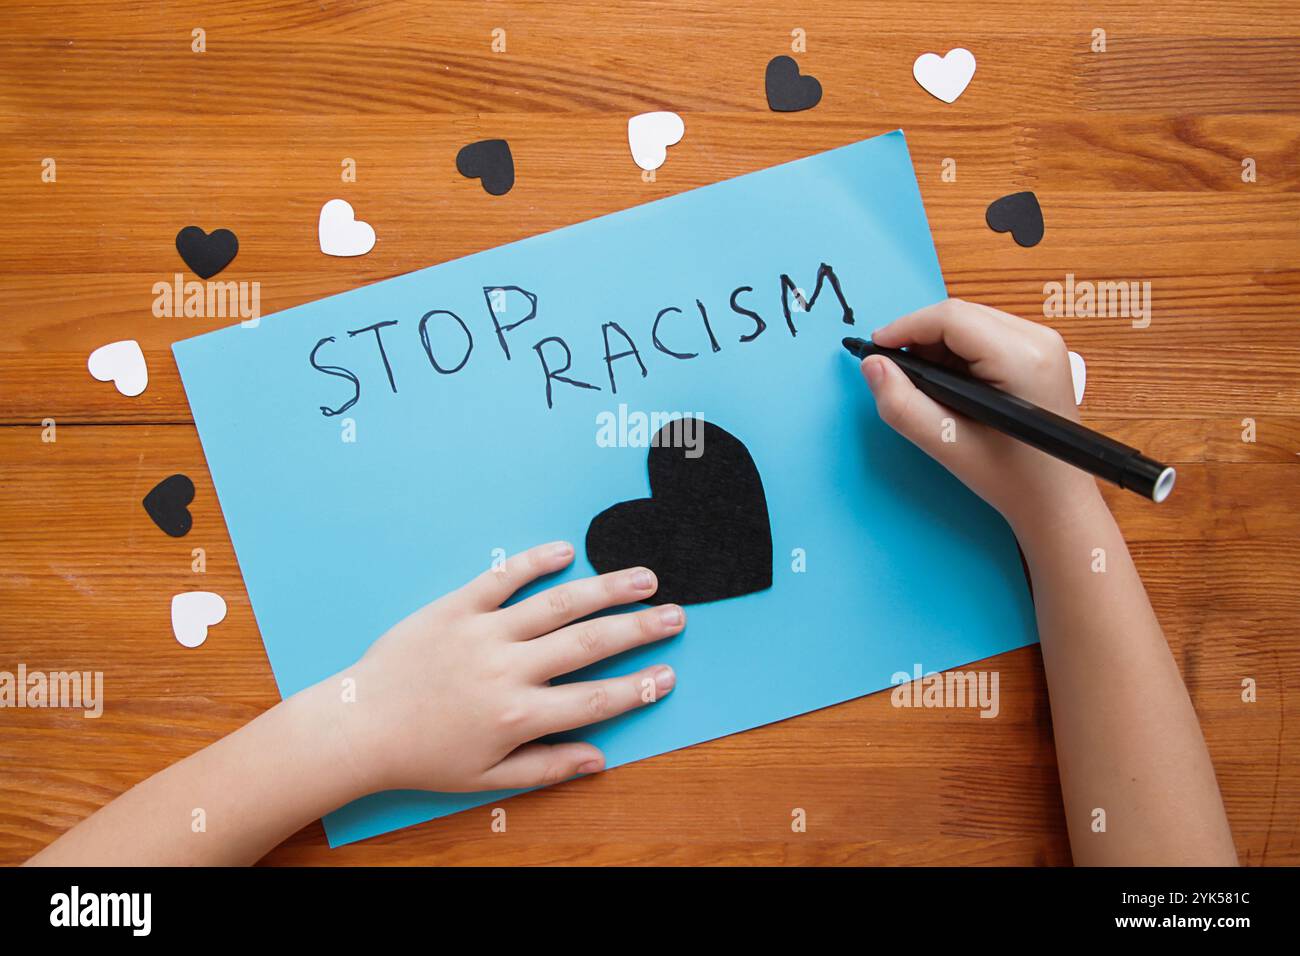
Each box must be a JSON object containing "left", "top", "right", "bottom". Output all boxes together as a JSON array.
[{"left": 173, "top": 129, "right": 1038, "bottom": 846}]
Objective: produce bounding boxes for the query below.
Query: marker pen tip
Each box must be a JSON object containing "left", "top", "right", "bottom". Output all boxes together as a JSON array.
[{"left": 842, "top": 336, "right": 871, "bottom": 359}]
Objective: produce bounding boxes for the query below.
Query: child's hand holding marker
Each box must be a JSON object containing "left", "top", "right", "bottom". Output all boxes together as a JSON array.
[
  {"left": 852, "top": 298, "right": 1235, "bottom": 866},
  {"left": 858, "top": 298, "right": 1098, "bottom": 531},
  {"left": 851, "top": 297, "right": 1175, "bottom": 518}
]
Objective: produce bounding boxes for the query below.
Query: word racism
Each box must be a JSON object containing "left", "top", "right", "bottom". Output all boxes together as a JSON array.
[
  {"left": 49, "top": 886, "right": 151, "bottom": 937},
  {"left": 308, "top": 262, "right": 854, "bottom": 415}
]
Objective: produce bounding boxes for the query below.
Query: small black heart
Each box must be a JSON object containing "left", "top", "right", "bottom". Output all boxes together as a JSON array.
[
  {"left": 175, "top": 226, "right": 239, "bottom": 279},
  {"left": 765, "top": 55, "right": 822, "bottom": 112},
  {"left": 456, "top": 139, "right": 515, "bottom": 196},
  {"left": 586, "top": 420, "right": 772, "bottom": 606},
  {"left": 143, "top": 474, "right": 195, "bottom": 537},
  {"left": 985, "top": 191, "right": 1044, "bottom": 248}
]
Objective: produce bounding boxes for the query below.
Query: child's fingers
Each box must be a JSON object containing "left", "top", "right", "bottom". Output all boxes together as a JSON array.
[
  {"left": 535, "top": 665, "right": 676, "bottom": 736},
  {"left": 908, "top": 341, "right": 969, "bottom": 373},
  {"left": 524, "top": 604, "right": 685, "bottom": 680},
  {"left": 871, "top": 297, "right": 1005, "bottom": 362},
  {"left": 456, "top": 541, "right": 575, "bottom": 610},
  {"left": 476, "top": 741, "right": 604, "bottom": 790},
  {"left": 496, "top": 567, "right": 658, "bottom": 639},
  {"left": 862, "top": 354, "right": 977, "bottom": 465}
]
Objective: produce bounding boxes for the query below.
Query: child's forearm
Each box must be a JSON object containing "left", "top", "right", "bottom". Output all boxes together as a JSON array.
[
  {"left": 26, "top": 679, "right": 367, "bottom": 866},
  {"left": 1014, "top": 490, "right": 1237, "bottom": 866}
]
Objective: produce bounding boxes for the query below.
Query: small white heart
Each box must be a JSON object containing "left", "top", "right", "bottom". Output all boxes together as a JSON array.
[
  {"left": 912, "top": 48, "right": 977, "bottom": 104},
  {"left": 1068, "top": 350, "right": 1087, "bottom": 405},
  {"left": 87, "top": 340, "right": 148, "bottom": 397},
  {"left": 628, "top": 111, "right": 685, "bottom": 172},
  {"left": 171, "top": 591, "right": 227, "bottom": 648},
  {"left": 318, "top": 199, "right": 376, "bottom": 257}
]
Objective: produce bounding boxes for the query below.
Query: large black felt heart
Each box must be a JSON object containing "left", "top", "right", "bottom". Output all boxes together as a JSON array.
[
  {"left": 985, "top": 191, "right": 1044, "bottom": 248},
  {"left": 586, "top": 420, "right": 772, "bottom": 605},
  {"left": 456, "top": 138, "right": 515, "bottom": 196},
  {"left": 175, "top": 226, "right": 239, "bottom": 279},
  {"left": 765, "top": 55, "right": 822, "bottom": 112},
  {"left": 143, "top": 473, "right": 195, "bottom": 537}
]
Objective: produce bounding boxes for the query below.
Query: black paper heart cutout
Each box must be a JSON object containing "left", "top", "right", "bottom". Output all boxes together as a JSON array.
[
  {"left": 585, "top": 420, "right": 772, "bottom": 606},
  {"left": 175, "top": 226, "right": 239, "bottom": 279},
  {"left": 765, "top": 55, "right": 822, "bottom": 112},
  {"left": 985, "top": 191, "right": 1044, "bottom": 248},
  {"left": 143, "top": 473, "right": 195, "bottom": 537},
  {"left": 456, "top": 139, "right": 515, "bottom": 196}
]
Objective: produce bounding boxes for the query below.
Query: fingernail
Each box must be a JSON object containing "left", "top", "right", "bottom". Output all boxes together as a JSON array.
[
  {"left": 551, "top": 541, "right": 574, "bottom": 559},
  {"left": 632, "top": 568, "right": 655, "bottom": 590},
  {"left": 863, "top": 355, "right": 885, "bottom": 391},
  {"left": 659, "top": 605, "right": 683, "bottom": 628},
  {"left": 870, "top": 326, "right": 887, "bottom": 342},
  {"left": 654, "top": 666, "right": 676, "bottom": 694},
  {"left": 578, "top": 759, "right": 603, "bottom": 774}
]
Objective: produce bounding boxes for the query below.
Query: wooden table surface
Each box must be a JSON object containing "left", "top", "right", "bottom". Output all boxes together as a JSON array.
[{"left": 2, "top": 1, "right": 1298, "bottom": 866}]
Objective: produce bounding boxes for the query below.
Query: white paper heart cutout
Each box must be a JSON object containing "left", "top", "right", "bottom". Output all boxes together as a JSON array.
[
  {"left": 318, "top": 199, "right": 376, "bottom": 257},
  {"left": 912, "top": 48, "right": 976, "bottom": 103},
  {"left": 87, "top": 340, "right": 148, "bottom": 397},
  {"left": 628, "top": 111, "right": 685, "bottom": 172},
  {"left": 1068, "top": 350, "right": 1087, "bottom": 405},
  {"left": 171, "top": 591, "right": 227, "bottom": 648}
]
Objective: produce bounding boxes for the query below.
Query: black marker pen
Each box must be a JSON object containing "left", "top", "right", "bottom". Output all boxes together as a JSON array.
[{"left": 843, "top": 337, "right": 1175, "bottom": 503}]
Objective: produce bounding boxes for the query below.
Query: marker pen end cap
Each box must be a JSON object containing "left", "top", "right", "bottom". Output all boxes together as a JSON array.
[{"left": 1153, "top": 467, "right": 1176, "bottom": 504}]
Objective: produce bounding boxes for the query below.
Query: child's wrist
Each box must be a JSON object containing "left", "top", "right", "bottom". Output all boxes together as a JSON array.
[
  {"left": 290, "top": 669, "right": 385, "bottom": 804},
  {"left": 1006, "top": 482, "right": 1109, "bottom": 556}
]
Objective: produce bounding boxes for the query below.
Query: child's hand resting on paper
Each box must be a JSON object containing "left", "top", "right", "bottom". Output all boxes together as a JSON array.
[
  {"left": 338, "top": 541, "right": 682, "bottom": 793},
  {"left": 854, "top": 298, "right": 1237, "bottom": 867},
  {"left": 27, "top": 543, "right": 682, "bottom": 866}
]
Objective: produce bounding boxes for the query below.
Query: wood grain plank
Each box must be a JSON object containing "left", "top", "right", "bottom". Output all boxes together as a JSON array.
[{"left": 5, "top": 0, "right": 1300, "bottom": 41}]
